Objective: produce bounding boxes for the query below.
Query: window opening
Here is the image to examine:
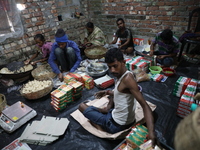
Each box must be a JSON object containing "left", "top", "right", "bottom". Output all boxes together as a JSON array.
[{"left": 0, "top": 0, "right": 24, "bottom": 43}]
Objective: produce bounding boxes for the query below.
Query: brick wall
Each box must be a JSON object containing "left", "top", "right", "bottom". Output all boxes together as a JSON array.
[
  {"left": 0, "top": 0, "right": 88, "bottom": 65},
  {"left": 0, "top": 0, "right": 199, "bottom": 65},
  {"left": 90, "top": 0, "right": 200, "bottom": 41}
]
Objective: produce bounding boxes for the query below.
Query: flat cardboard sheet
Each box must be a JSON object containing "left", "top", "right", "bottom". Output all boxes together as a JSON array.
[
  {"left": 71, "top": 96, "right": 156, "bottom": 140},
  {"left": 36, "top": 116, "right": 69, "bottom": 136},
  {"left": 1, "top": 59, "right": 198, "bottom": 149},
  {"left": 20, "top": 116, "right": 69, "bottom": 146}
]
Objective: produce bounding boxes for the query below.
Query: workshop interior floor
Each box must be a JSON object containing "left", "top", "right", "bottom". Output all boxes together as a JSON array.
[{"left": 0, "top": 45, "right": 199, "bottom": 149}]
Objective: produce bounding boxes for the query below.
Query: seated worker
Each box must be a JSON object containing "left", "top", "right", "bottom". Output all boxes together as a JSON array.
[
  {"left": 78, "top": 48, "right": 156, "bottom": 148},
  {"left": 150, "top": 29, "right": 180, "bottom": 67},
  {"left": 179, "top": 31, "right": 200, "bottom": 55},
  {"left": 48, "top": 28, "right": 82, "bottom": 82},
  {"left": 79, "top": 22, "right": 107, "bottom": 55},
  {"left": 84, "top": 22, "right": 107, "bottom": 46},
  {"left": 110, "top": 18, "right": 134, "bottom": 55},
  {"left": 24, "top": 34, "right": 52, "bottom": 65}
]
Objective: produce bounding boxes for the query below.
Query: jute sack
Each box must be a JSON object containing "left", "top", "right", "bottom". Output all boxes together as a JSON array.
[{"left": 174, "top": 107, "right": 200, "bottom": 150}]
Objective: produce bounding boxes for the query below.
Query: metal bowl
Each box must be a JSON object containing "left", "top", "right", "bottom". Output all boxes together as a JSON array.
[
  {"left": 86, "top": 63, "right": 109, "bottom": 77},
  {"left": 0, "top": 61, "right": 36, "bottom": 80}
]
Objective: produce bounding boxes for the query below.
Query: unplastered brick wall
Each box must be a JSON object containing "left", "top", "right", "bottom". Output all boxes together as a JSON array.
[
  {"left": 89, "top": 0, "right": 200, "bottom": 42},
  {"left": 0, "top": 0, "right": 88, "bottom": 65}
]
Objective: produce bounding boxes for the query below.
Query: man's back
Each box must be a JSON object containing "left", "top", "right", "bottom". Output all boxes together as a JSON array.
[{"left": 112, "top": 70, "right": 136, "bottom": 125}]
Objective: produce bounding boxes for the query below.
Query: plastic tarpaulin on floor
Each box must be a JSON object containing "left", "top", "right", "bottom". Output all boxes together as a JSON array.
[{"left": 0, "top": 60, "right": 199, "bottom": 150}]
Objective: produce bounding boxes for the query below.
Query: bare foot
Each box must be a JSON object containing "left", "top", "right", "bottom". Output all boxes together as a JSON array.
[{"left": 83, "top": 100, "right": 91, "bottom": 105}]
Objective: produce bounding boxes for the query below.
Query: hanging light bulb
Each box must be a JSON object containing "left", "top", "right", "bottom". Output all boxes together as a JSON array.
[{"left": 16, "top": 4, "right": 26, "bottom": 11}]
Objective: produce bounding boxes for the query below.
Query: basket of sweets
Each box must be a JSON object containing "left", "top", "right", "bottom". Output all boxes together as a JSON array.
[
  {"left": 31, "top": 64, "right": 56, "bottom": 80},
  {"left": 20, "top": 78, "right": 53, "bottom": 100}
]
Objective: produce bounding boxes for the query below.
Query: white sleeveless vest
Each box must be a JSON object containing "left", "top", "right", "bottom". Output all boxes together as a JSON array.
[{"left": 112, "top": 70, "right": 136, "bottom": 125}]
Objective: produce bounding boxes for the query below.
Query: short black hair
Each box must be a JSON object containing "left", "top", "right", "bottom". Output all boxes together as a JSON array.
[
  {"left": 34, "top": 34, "right": 45, "bottom": 41},
  {"left": 105, "top": 48, "right": 124, "bottom": 63},
  {"left": 116, "top": 18, "right": 125, "bottom": 24},
  {"left": 55, "top": 28, "right": 65, "bottom": 37},
  {"left": 160, "top": 29, "right": 173, "bottom": 42},
  {"left": 86, "top": 22, "right": 94, "bottom": 28}
]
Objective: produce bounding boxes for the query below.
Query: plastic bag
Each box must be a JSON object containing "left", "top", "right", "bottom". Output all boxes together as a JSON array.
[
  {"left": 132, "top": 68, "right": 150, "bottom": 82},
  {"left": 0, "top": 78, "right": 14, "bottom": 87}
]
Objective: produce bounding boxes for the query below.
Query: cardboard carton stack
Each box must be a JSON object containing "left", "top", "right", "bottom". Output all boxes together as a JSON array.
[
  {"left": 173, "top": 76, "right": 199, "bottom": 118},
  {"left": 126, "top": 124, "right": 148, "bottom": 150},
  {"left": 68, "top": 80, "right": 83, "bottom": 100},
  {"left": 58, "top": 84, "right": 74, "bottom": 104},
  {"left": 68, "top": 73, "right": 84, "bottom": 85},
  {"left": 173, "top": 76, "right": 191, "bottom": 97},
  {"left": 64, "top": 74, "right": 75, "bottom": 83},
  {"left": 177, "top": 78, "right": 198, "bottom": 118},
  {"left": 51, "top": 84, "right": 74, "bottom": 111},
  {"left": 150, "top": 74, "right": 164, "bottom": 82},
  {"left": 125, "top": 56, "right": 152, "bottom": 72},
  {"left": 82, "top": 74, "right": 94, "bottom": 89}
]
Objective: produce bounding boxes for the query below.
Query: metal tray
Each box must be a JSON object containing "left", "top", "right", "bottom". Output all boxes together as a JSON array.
[{"left": 0, "top": 61, "right": 36, "bottom": 80}]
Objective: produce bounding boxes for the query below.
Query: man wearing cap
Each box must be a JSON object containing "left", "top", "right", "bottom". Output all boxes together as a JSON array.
[{"left": 48, "top": 28, "right": 82, "bottom": 81}]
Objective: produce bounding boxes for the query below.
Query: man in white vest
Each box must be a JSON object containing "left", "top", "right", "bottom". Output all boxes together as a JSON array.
[{"left": 79, "top": 48, "right": 156, "bottom": 147}]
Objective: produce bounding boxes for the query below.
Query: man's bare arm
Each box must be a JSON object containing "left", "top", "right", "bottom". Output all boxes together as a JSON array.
[
  {"left": 110, "top": 36, "right": 118, "bottom": 44},
  {"left": 120, "top": 37, "right": 131, "bottom": 48},
  {"left": 122, "top": 73, "right": 156, "bottom": 147}
]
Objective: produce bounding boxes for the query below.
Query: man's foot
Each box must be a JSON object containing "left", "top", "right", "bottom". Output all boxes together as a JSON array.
[{"left": 83, "top": 100, "right": 91, "bottom": 104}]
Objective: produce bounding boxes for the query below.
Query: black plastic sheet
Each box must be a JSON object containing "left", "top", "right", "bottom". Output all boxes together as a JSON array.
[{"left": 0, "top": 60, "right": 199, "bottom": 150}]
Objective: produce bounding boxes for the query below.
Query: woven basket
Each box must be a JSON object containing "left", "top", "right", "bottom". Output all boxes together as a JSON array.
[
  {"left": 31, "top": 64, "right": 56, "bottom": 80},
  {"left": 84, "top": 46, "right": 107, "bottom": 59},
  {"left": 0, "top": 94, "right": 7, "bottom": 113},
  {"left": 20, "top": 79, "right": 53, "bottom": 100}
]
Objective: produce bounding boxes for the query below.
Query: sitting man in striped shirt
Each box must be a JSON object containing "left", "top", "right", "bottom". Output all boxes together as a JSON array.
[{"left": 150, "top": 29, "right": 180, "bottom": 67}]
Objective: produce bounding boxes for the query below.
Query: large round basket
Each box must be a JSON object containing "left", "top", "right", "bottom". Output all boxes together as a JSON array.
[
  {"left": 0, "top": 94, "right": 7, "bottom": 113},
  {"left": 20, "top": 79, "right": 53, "bottom": 100},
  {"left": 31, "top": 64, "right": 56, "bottom": 80},
  {"left": 84, "top": 46, "right": 107, "bottom": 59}
]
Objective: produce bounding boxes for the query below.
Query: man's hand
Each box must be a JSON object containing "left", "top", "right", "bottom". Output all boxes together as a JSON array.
[
  {"left": 149, "top": 50, "right": 154, "bottom": 56},
  {"left": 157, "top": 55, "right": 165, "bottom": 59},
  {"left": 31, "top": 61, "right": 37, "bottom": 65},
  {"left": 147, "top": 131, "right": 157, "bottom": 148},
  {"left": 94, "top": 91, "right": 107, "bottom": 99},
  {"left": 84, "top": 38, "right": 88, "bottom": 43},
  {"left": 58, "top": 73, "right": 64, "bottom": 82},
  {"left": 24, "top": 59, "right": 30, "bottom": 65}
]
